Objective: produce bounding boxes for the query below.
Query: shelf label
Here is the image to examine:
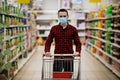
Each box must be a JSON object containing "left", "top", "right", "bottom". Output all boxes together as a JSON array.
[
  {"left": 17, "top": 0, "right": 30, "bottom": 4},
  {"left": 89, "top": 0, "right": 101, "bottom": 3}
]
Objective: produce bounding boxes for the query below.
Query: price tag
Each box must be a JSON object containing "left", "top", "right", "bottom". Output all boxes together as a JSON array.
[
  {"left": 89, "top": 0, "right": 101, "bottom": 3},
  {"left": 17, "top": 0, "right": 30, "bottom": 4}
]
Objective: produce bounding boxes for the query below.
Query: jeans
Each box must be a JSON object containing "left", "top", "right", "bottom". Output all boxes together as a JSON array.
[{"left": 53, "top": 57, "right": 73, "bottom": 72}]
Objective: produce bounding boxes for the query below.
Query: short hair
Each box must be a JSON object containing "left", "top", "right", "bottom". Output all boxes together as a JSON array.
[{"left": 58, "top": 9, "right": 68, "bottom": 16}]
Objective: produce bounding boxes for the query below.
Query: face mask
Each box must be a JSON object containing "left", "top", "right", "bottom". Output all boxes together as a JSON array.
[{"left": 59, "top": 17, "right": 68, "bottom": 23}]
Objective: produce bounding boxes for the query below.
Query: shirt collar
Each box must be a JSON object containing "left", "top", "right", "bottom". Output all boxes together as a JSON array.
[{"left": 58, "top": 23, "right": 70, "bottom": 30}]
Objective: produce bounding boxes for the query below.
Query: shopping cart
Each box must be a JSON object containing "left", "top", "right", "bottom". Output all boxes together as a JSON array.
[{"left": 42, "top": 54, "right": 81, "bottom": 80}]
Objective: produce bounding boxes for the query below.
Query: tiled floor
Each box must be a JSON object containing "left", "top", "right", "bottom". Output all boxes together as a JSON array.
[{"left": 13, "top": 46, "right": 119, "bottom": 80}]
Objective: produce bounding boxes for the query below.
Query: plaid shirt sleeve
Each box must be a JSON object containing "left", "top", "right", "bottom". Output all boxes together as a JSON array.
[
  {"left": 73, "top": 28, "right": 81, "bottom": 53},
  {"left": 44, "top": 27, "right": 54, "bottom": 52}
]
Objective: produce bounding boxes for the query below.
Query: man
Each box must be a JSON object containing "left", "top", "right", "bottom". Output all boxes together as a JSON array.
[{"left": 44, "top": 9, "right": 81, "bottom": 73}]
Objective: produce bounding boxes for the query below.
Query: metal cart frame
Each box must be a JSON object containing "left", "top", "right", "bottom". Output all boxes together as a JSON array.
[{"left": 42, "top": 54, "right": 81, "bottom": 80}]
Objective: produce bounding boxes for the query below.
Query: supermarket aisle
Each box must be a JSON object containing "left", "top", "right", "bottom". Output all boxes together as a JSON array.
[{"left": 13, "top": 46, "right": 119, "bottom": 80}]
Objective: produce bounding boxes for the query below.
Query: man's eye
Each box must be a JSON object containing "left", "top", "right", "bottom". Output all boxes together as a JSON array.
[{"left": 60, "top": 16, "right": 67, "bottom": 17}]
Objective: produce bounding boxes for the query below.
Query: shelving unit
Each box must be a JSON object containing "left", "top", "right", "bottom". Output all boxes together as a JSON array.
[
  {"left": 86, "top": 4, "right": 120, "bottom": 78},
  {"left": 0, "top": 1, "right": 36, "bottom": 79},
  {"left": 75, "top": 12, "right": 86, "bottom": 45},
  {"left": 36, "top": 19, "right": 57, "bottom": 40}
]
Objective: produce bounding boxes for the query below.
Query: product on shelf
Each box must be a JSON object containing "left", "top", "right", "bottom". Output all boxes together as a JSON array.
[
  {"left": 0, "top": 28, "right": 4, "bottom": 44},
  {"left": 113, "top": 61, "right": 120, "bottom": 72},
  {"left": 105, "top": 5, "right": 113, "bottom": 17},
  {"left": 105, "top": 41, "right": 111, "bottom": 54},
  {"left": 112, "top": 4, "right": 120, "bottom": 16},
  {"left": 112, "top": 46, "right": 120, "bottom": 59},
  {"left": 96, "top": 40, "right": 101, "bottom": 48},
  {"left": 0, "top": 1, "right": 36, "bottom": 79},
  {"left": 98, "top": 8, "right": 105, "bottom": 18},
  {"left": 86, "top": 3, "right": 120, "bottom": 78},
  {"left": 105, "top": 20, "right": 112, "bottom": 29},
  {"left": 96, "top": 30, "right": 101, "bottom": 38},
  {"left": 98, "top": 21, "right": 104, "bottom": 28}
]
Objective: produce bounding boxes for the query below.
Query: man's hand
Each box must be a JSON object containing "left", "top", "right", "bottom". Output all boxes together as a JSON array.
[
  {"left": 44, "top": 52, "right": 51, "bottom": 57},
  {"left": 74, "top": 52, "right": 80, "bottom": 57}
]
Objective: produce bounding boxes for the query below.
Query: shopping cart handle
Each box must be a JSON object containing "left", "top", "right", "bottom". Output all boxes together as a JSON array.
[
  {"left": 43, "top": 53, "right": 52, "bottom": 57},
  {"left": 43, "top": 53, "right": 80, "bottom": 57}
]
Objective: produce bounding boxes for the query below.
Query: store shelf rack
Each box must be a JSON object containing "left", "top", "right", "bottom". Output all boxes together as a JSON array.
[
  {"left": 86, "top": 42, "right": 120, "bottom": 77},
  {"left": 0, "top": 1, "right": 36, "bottom": 80},
  {"left": 86, "top": 4, "right": 120, "bottom": 78},
  {"left": 86, "top": 16, "right": 120, "bottom": 22}
]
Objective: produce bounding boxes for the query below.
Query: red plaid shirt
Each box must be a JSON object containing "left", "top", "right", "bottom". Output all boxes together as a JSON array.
[{"left": 45, "top": 23, "right": 81, "bottom": 54}]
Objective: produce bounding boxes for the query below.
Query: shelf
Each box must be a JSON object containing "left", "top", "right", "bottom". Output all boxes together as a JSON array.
[
  {"left": 11, "top": 35, "right": 18, "bottom": 39},
  {"left": 86, "top": 16, "right": 120, "bottom": 22},
  {"left": 38, "top": 34, "right": 48, "bottom": 37},
  {"left": 37, "top": 28, "right": 51, "bottom": 30},
  {"left": 86, "top": 48, "right": 113, "bottom": 70},
  {"left": 28, "top": 10, "right": 58, "bottom": 14},
  {"left": 14, "top": 48, "right": 35, "bottom": 76},
  {"left": 86, "top": 27, "right": 120, "bottom": 33},
  {"left": 112, "top": 30, "right": 120, "bottom": 33},
  {"left": 9, "top": 52, "right": 22, "bottom": 63},
  {"left": 86, "top": 27, "right": 106, "bottom": 31},
  {"left": 79, "top": 35, "right": 85, "bottom": 37},
  {"left": 111, "top": 37, "right": 120, "bottom": 41},
  {"left": 9, "top": 25, "right": 30, "bottom": 28},
  {"left": 4, "top": 34, "right": 25, "bottom": 41},
  {"left": 10, "top": 46, "right": 17, "bottom": 51},
  {"left": 87, "top": 35, "right": 120, "bottom": 48},
  {"left": 0, "top": 13, "right": 27, "bottom": 19},
  {"left": 113, "top": 69, "right": 120, "bottom": 78},
  {"left": 87, "top": 42, "right": 120, "bottom": 64},
  {"left": 77, "top": 18, "right": 85, "bottom": 20},
  {"left": 0, "top": 3, "right": 36, "bottom": 80},
  {"left": 87, "top": 35, "right": 106, "bottom": 43},
  {"left": 86, "top": 43, "right": 120, "bottom": 78},
  {"left": 77, "top": 28, "right": 85, "bottom": 30}
]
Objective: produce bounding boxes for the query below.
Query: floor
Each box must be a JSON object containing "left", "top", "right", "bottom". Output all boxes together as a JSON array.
[{"left": 13, "top": 46, "right": 119, "bottom": 80}]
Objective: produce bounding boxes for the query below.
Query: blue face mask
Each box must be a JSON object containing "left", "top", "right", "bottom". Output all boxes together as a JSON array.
[{"left": 59, "top": 17, "right": 68, "bottom": 23}]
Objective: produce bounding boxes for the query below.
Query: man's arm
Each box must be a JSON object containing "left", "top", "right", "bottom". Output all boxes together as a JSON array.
[
  {"left": 44, "top": 27, "right": 54, "bottom": 52},
  {"left": 73, "top": 28, "right": 81, "bottom": 56}
]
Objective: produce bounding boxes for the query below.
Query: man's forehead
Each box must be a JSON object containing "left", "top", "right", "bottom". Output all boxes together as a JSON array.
[{"left": 59, "top": 12, "right": 67, "bottom": 15}]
